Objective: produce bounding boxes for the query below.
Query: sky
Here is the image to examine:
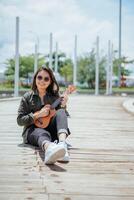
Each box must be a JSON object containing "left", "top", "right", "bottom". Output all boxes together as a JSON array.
[{"left": 0, "top": 0, "right": 134, "bottom": 73}]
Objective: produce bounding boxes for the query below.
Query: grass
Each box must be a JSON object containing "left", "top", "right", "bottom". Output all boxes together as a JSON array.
[
  {"left": 112, "top": 87, "right": 134, "bottom": 92},
  {"left": 61, "top": 86, "right": 134, "bottom": 95},
  {"left": 0, "top": 83, "right": 134, "bottom": 94},
  {"left": 0, "top": 83, "right": 30, "bottom": 91}
]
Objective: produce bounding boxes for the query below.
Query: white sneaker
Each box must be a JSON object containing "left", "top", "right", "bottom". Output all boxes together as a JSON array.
[
  {"left": 57, "top": 142, "right": 70, "bottom": 162},
  {"left": 44, "top": 143, "right": 66, "bottom": 165}
]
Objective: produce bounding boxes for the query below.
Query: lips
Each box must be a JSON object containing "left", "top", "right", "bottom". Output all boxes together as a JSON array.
[{"left": 39, "top": 83, "right": 48, "bottom": 87}]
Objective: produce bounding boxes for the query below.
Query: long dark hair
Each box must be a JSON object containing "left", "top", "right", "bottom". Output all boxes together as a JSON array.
[{"left": 32, "top": 66, "right": 59, "bottom": 95}]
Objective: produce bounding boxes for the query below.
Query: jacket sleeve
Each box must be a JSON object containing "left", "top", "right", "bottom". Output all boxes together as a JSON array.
[{"left": 17, "top": 95, "right": 34, "bottom": 126}]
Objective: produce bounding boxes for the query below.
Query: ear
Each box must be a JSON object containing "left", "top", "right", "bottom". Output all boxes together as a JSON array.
[{"left": 53, "top": 83, "right": 58, "bottom": 91}]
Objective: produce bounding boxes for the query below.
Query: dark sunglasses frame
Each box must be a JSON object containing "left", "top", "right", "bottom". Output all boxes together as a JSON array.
[{"left": 37, "top": 75, "right": 50, "bottom": 82}]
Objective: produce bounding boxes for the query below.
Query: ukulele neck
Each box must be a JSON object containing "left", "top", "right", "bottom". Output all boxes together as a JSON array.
[{"left": 50, "top": 98, "right": 61, "bottom": 110}]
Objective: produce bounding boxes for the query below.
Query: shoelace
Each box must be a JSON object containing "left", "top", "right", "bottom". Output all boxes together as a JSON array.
[{"left": 54, "top": 140, "right": 72, "bottom": 150}]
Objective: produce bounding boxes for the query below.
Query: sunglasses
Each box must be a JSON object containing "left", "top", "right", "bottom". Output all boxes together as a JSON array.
[{"left": 37, "top": 75, "right": 50, "bottom": 82}]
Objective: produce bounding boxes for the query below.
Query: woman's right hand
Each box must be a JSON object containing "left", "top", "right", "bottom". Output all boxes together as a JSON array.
[
  {"left": 39, "top": 105, "right": 51, "bottom": 117},
  {"left": 33, "top": 105, "right": 51, "bottom": 119}
]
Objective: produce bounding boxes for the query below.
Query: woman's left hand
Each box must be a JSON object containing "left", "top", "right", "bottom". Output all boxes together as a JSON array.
[{"left": 61, "top": 94, "right": 68, "bottom": 107}]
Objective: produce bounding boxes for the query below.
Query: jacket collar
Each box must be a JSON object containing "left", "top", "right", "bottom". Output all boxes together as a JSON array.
[{"left": 33, "top": 89, "right": 48, "bottom": 97}]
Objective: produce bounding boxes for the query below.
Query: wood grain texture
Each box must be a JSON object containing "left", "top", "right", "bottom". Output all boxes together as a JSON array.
[{"left": 0, "top": 95, "right": 134, "bottom": 200}]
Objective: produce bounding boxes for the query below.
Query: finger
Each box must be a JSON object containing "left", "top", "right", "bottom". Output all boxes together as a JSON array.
[{"left": 45, "top": 104, "right": 50, "bottom": 108}]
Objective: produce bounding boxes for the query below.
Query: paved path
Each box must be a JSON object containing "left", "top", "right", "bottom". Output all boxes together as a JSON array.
[{"left": 0, "top": 95, "right": 134, "bottom": 200}]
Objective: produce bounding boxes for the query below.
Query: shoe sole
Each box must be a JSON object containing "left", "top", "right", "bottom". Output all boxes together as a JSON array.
[
  {"left": 45, "top": 148, "right": 66, "bottom": 165},
  {"left": 57, "top": 158, "right": 70, "bottom": 163},
  {"left": 57, "top": 154, "right": 70, "bottom": 163}
]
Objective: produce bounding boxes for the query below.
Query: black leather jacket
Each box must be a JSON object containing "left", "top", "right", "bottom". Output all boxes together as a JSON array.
[{"left": 17, "top": 90, "right": 65, "bottom": 143}]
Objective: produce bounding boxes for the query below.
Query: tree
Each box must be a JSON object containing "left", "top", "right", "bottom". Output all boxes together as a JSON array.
[
  {"left": 113, "top": 56, "right": 133, "bottom": 77},
  {"left": 44, "top": 52, "right": 66, "bottom": 71},
  {"left": 45, "top": 52, "right": 73, "bottom": 84},
  {"left": 5, "top": 54, "right": 44, "bottom": 78},
  {"left": 77, "top": 49, "right": 106, "bottom": 89},
  {"left": 60, "top": 58, "right": 73, "bottom": 83}
]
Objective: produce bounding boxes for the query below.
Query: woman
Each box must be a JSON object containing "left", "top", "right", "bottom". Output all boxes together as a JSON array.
[{"left": 17, "top": 66, "right": 70, "bottom": 165}]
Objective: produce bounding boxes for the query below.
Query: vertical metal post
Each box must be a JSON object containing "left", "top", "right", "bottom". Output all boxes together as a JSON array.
[
  {"left": 28, "top": 30, "right": 39, "bottom": 73},
  {"left": 49, "top": 33, "right": 53, "bottom": 69},
  {"left": 73, "top": 35, "right": 77, "bottom": 86},
  {"left": 118, "top": 0, "right": 122, "bottom": 86},
  {"left": 109, "top": 44, "right": 113, "bottom": 94},
  {"left": 34, "top": 43, "right": 38, "bottom": 74},
  {"left": 95, "top": 36, "right": 99, "bottom": 95},
  {"left": 14, "top": 16, "right": 19, "bottom": 97},
  {"left": 55, "top": 42, "right": 58, "bottom": 73},
  {"left": 106, "top": 40, "right": 111, "bottom": 95}
]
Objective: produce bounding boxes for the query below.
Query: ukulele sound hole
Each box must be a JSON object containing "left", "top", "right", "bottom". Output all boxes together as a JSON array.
[{"left": 38, "top": 118, "right": 43, "bottom": 125}]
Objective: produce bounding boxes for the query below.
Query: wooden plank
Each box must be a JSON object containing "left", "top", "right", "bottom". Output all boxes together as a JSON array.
[
  {"left": 49, "top": 194, "right": 134, "bottom": 200},
  {"left": 0, "top": 95, "right": 134, "bottom": 199},
  {"left": 0, "top": 194, "right": 48, "bottom": 200}
]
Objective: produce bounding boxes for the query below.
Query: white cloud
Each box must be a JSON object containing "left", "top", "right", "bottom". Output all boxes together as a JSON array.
[{"left": 0, "top": 0, "right": 134, "bottom": 72}]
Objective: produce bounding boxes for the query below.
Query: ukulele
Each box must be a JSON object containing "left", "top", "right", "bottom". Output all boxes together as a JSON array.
[{"left": 34, "top": 85, "right": 76, "bottom": 128}]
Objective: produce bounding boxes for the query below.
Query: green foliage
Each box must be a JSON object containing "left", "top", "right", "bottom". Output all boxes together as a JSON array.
[
  {"left": 4, "top": 54, "right": 45, "bottom": 79},
  {"left": 45, "top": 52, "right": 73, "bottom": 83},
  {"left": 113, "top": 56, "right": 133, "bottom": 76},
  {"left": 4, "top": 53, "right": 73, "bottom": 86},
  {"left": 3, "top": 50, "right": 133, "bottom": 90},
  {"left": 19, "top": 55, "right": 34, "bottom": 78},
  {"left": 60, "top": 58, "right": 73, "bottom": 82},
  {"left": 44, "top": 52, "right": 66, "bottom": 71},
  {"left": 77, "top": 49, "right": 106, "bottom": 89}
]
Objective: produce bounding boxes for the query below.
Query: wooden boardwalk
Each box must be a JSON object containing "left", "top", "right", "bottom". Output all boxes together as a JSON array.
[{"left": 0, "top": 95, "right": 134, "bottom": 200}]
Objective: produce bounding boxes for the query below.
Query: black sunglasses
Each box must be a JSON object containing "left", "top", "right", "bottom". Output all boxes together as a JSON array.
[{"left": 37, "top": 75, "right": 50, "bottom": 82}]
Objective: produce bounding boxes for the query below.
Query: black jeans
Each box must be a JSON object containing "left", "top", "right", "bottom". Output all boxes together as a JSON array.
[{"left": 27, "top": 109, "right": 70, "bottom": 150}]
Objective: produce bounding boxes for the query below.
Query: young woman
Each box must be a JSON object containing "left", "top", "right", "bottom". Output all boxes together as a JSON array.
[{"left": 17, "top": 66, "right": 71, "bottom": 165}]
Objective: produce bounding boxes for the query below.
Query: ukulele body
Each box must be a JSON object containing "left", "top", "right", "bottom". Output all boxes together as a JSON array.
[
  {"left": 34, "top": 85, "right": 76, "bottom": 128},
  {"left": 34, "top": 108, "right": 56, "bottom": 128}
]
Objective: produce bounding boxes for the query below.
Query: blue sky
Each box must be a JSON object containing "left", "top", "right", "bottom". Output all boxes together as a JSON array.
[{"left": 0, "top": 0, "right": 134, "bottom": 72}]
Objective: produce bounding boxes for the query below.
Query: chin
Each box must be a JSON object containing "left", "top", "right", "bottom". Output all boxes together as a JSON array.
[
  {"left": 40, "top": 85, "right": 48, "bottom": 89},
  {"left": 38, "top": 86, "right": 45, "bottom": 89}
]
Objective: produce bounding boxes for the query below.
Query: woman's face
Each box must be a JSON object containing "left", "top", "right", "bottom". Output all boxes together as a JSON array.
[{"left": 36, "top": 70, "right": 51, "bottom": 91}]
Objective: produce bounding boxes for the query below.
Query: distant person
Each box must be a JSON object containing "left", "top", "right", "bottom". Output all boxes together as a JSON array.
[{"left": 17, "top": 66, "right": 72, "bottom": 165}]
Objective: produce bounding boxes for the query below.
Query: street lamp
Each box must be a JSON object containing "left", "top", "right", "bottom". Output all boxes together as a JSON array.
[
  {"left": 118, "top": 0, "right": 122, "bottom": 86},
  {"left": 49, "top": 33, "right": 53, "bottom": 69},
  {"left": 28, "top": 31, "right": 39, "bottom": 74},
  {"left": 14, "top": 16, "right": 19, "bottom": 97}
]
